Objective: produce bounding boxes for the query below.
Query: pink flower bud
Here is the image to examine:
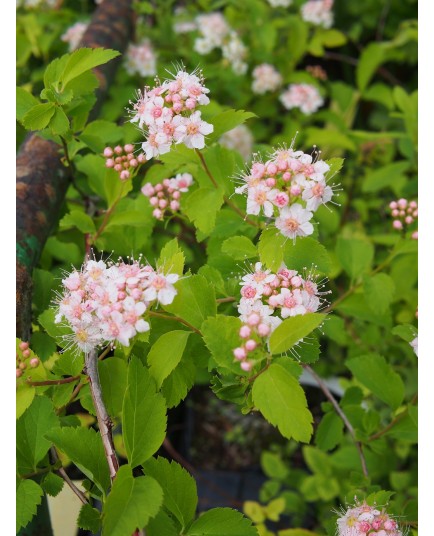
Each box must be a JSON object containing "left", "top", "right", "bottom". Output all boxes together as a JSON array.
[
  {"left": 185, "top": 98, "right": 196, "bottom": 109},
  {"left": 114, "top": 164, "right": 122, "bottom": 172},
  {"left": 399, "top": 210, "right": 405, "bottom": 217},
  {"left": 397, "top": 198, "right": 408, "bottom": 209},
  {"left": 266, "top": 163, "right": 278, "bottom": 176},
  {"left": 106, "top": 159, "right": 115, "bottom": 168},
  {"left": 257, "top": 323, "right": 270, "bottom": 337},
  {"left": 155, "top": 183, "right": 163, "bottom": 192},
  {"left": 126, "top": 153, "right": 134, "bottom": 161},
  {"left": 114, "top": 145, "right": 123, "bottom": 155},
  {"left": 290, "top": 184, "right": 302, "bottom": 196},
  {"left": 412, "top": 209, "right": 418, "bottom": 217},
  {"left": 170, "top": 200, "right": 180, "bottom": 211},
  {"left": 30, "top": 358, "right": 39, "bottom": 368},
  {"left": 165, "top": 95, "right": 172, "bottom": 102},
  {"left": 393, "top": 220, "right": 403, "bottom": 230},
  {"left": 412, "top": 231, "right": 418, "bottom": 240},
  {"left": 241, "top": 361, "right": 253, "bottom": 371},
  {"left": 233, "top": 347, "right": 247, "bottom": 360},
  {"left": 157, "top": 191, "right": 164, "bottom": 198},
  {"left": 159, "top": 199, "right": 168, "bottom": 209},
  {"left": 115, "top": 156, "right": 122, "bottom": 164},
  {"left": 384, "top": 520, "right": 396, "bottom": 531},
  {"left": 357, "top": 521, "right": 371, "bottom": 533},
  {"left": 282, "top": 172, "right": 291, "bottom": 182},
  {"left": 149, "top": 196, "right": 159, "bottom": 207},
  {"left": 172, "top": 93, "right": 181, "bottom": 102},
  {"left": 137, "top": 153, "right": 146, "bottom": 163},
  {"left": 141, "top": 183, "right": 155, "bottom": 197},
  {"left": 131, "top": 288, "right": 142, "bottom": 300},
  {"left": 22, "top": 349, "right": 30, "bottom": 358},
  {"left": 173, "top": 102, "right": 183, "bottom": 113},
  {"left": 268, "top": 295, "right": 281, "bottom": 308},
  {"left": 120, "top": 170, "right": 130, "bottom": 181},
  {"left": 124, "top": 144, "right": 134, "bottom": 153},
  {"left": 103, "top": 147, "right": 113, "bottom": 157},
  {"left": 389, "top": 201, "right": 397, "bottom": 209},
  {"left": 239, "top": 325, "right": 251, "bottom": 338},
  {"left": 118, "top": 291, "right": 126, "bottom": 300},
  {"left": 371, "top": 520, "right": 382, "bottom": 530},
  {"left": 262, "top": 285, "right": 272, "bottom": 296},
  {"left": 123, "top": 161, "right": 130, "bottom": 169},
  {"left": 19, "top": 362, "right": 27, "bottom": 370},
  {"left": 405, "top": 216, "right": 413, "bottom": 224},
  {"left": 16, "top": 369, "right": 23, "bottom": 378},
  {"left": 265, "top": 178, "right": 276, "bottom": 187},
  {"left": 153, "top": 208, "right": 163, "bottom": 219},
  {"left": 409, "top": 200, "right": 417, "bottom": 209},
  {"left": 291, "top": 276, "right": 303, "bottom": 287},
  {"left": 245, "top": 339, "right": 257, "bottom": 351},
  {"left": 277, "top": 160, "right": 288, "bottom": 171},
  {"left": 289, "top": 159, "right": 302, "bottom": 172},
  {"left": 247, "top": 313, "right": 261, "bottom": 326},
  {"left": 130, "top": 158, "right": 138, "bottom": 168},
  {"left": 391, "top": 209, "right": 399, "bottom": 217},
  {"left": 172, "top": 190, "right": 181, "bottom": 200},
  {"left": 19, "top": 341, "right": 29, "bottom": 351}
]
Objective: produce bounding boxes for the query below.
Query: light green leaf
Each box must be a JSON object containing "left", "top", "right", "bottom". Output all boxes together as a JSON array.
[
  {"left": 148, "top": 331, "right": 191, "bottom": 388},
  {"left": 122, "top": 357, "right": 167, "bottom": 468},
  {"left": 143, "top": 457, "right": 198, "bottom": 529},
  {"left": 22, "top": 102, "right": 55, "bottom": 130},
  {"left": 283, "top": 237, "right": 331, "bottom": 274},
  {"left": 38, "top": 308, "right": 74, "bottom": 345},
  {"left": 357, "top": 42, "right": 386, "bottom": 92},
  {"left": 221, "top": 236, "right": 257, "bottom": 260},
  {"left": 41, "top": 472, "right": 64, "bottom": 497},
  {"left": 315, "top": 411, "right": 344, "bottom": 451},
  {"left": 269, "top": 314, "right": 325, "bottom": 355},
  {"left": 102, "top": 465, "right": 163, "bottom": 536},
  {"left": 99, "top": 358, "right": 128, "bottom": 418},
  {"left": 186, "top": 507, "right": 258, "bottom": 536},
  {"left": 77, "top": 504, "right": 102, "bottom": 534},
  {"left": 147, "top": 510, "right": 179, "bottom": 536},
  {"left": 208, "top": 109, "right": 256, "bottom": 142},
  {"left": 362, "top": 161, "right": 410, "bottom": 193},
  {"left": 261, "top": 451, "right": 289, "bottom": 480},
  {"left": 60, "top": 48, "right": 121, "bottom": 89},
  {"left": 278, "top": 529, "right": 322, "bottom": 536},
  {"left": 50, "top": 107, "right": 70, "bottom": 135},
  {"left": 335, "top": 237, "right": 374, "bottom": 280},
  {"left": 201, "top": 315, "right": 243, "bottom": 375},
  {"left": 52, "top": 350, "right": 84, "bottom": 377},
  {"left": 184, "top": 188, "right": 225, "bottom": 235},
  {"left": 302, "top": 446, "right": 332, "bottom": 475},
  {"left": 164, "top": 274, "right": 216, "bottom": 329},
  {"left": 161, "top": 353, "right": 196, "bottom": 409},
  {"left": 79, "top": 120, "right": 124, "bottom": 153},
  {"left": 346, "top": 353, "right": 405, "bottom": 410},
  {"left": 252, "top": 363, "right": 313, "bottom": 442},
  {"left": 46, "top": 427, "right": 111, "bottom": 495},
  {"left": 16, "top": 87, "right": 39, "bottom": 121},
  {"left": 16, "top": 479, "right": 44, "bottom": 533},
  {"left": 60, "top": 210, "right": 96, "bottom": 234},
  {"left": 16, "top": 396, "right": 60, "bottom": 474},
  {"left": 258, "top": 227, "right": 286, "bottom": 272},
  {"left": 157, "top": 238, "right": 185, "bottom": 276},
  {"left": 391, "top": 324, "right": 417, "bottom": 343},
  {"left": 326, "top": 157, "right": 345, "bottom": 177},
  {"left": 363, "top": 273, "right": 395, "bottom": 315},
  {"left": 16, "top": 383, "right": 35, "bottom": 420}
]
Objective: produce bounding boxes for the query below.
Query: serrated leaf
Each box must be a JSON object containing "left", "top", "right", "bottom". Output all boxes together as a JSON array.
[
  {"left": 16, "top": 396, "right": 60, "bottom": 474},
  {"left": 302, "top": 446, "right": 332, "bottom": 475},
  {"left": 102, "top": 465, "right": 163, "bottom": 536},
  {"left": 362, "top": 161, "right": 410, "bottom": 193},
  {"left": 38, "top": 308, "right": 74, "bottom": 344},
  {"left": 148, "top": 331, "right": 191, "bottom": 388},
  {"left": 99, "top": 358, "right": 128, "bottom": 418},
  {"left": 157, "top": 238, "right": 185, "bottom": 276},
  {"left": 283, "top": 237, "right": 331, "bottom": 274},
  {"left": 253, "top": 363, "right": 313, "bottom": 442},
  {"left": 79, "top": 120, "right": 124, "bottom": 153},
  {"left": 391, "top": 324, "right": 417, "bottom": 342},
  {"left": 258, "top": 228, "right": 286, "bottom": 272},
  {"left": 161, "top": 353, "right": 196, "bottom": 408},
  {"left": 346, "top": 353, "right": 405, "bottom": 410},
  {"left": 122, "top": 357, "right": 167, "bottom": 468},
  {"left": 201, "top": 315, "right": 243, "bottom": 374},
  {"left": 325, "top": 157, "right": 345, "bottom": 177},
  {"left": 143, "top": 457, "right": 197, "bottom": 529},
  {"left": 186, "top": 507, "right": 258, "bottom": 536},
  {"left": 164, "top": 274, "right": 216, "bottom": 329},
  {"left": 221, "top": 236, "right": 257, "bottom": 260},
  {"left": 16, "top": 87, "right": 39, "bottom": 121},
  {"left": 363, "top": 273, "right": 395, "bottom": 315},
  {"left": 261, "top": 451, "right": 289, "bottom": 479},
  {"left": 16, "top": 479, "right": 44, "bottom": 533},
  {"left": 335, "top": 237, "right": 374, "bottom": 280},
  {"left": 208, "top": 109, "right": 257, "bottom": 142},
  {"left": 77, "top": 504, "right": 102, "bottom": 534},
  {"left": 60, "top": 48, "right": 121, "bottom": 89},
  {"left": 357, "top": 42, "right": 386, "bottom": 92},
  {"left": 50, "top": 107, "right": 70, "bottom": 135},
  {"left": 52, "top": 350, "right": 84, "bottom": 377},
  {"left": 16, "top": 383, "right": 36, "bottom": 420},
  {"left": 22, "top": 102, "right": 55, "bottom": 130},
  {"left": 60, "top": 210, "right": 96, "bottom": 233},
  {"left": 147, "top": 510, "right": 179, "bottom": 536},
  {"left": 269, "top": 314, "right": 325, "bottom": 355},
  {"left": 41, "top": 472, "right": 64, "bottom": 497},
  {"left": 315, "top": 411, "right": 344, "bottom": 451},
  {"left": 46, "top": 427, "right": 111, "bottom": 495},
  {"left": 184, "top": 188, "right": 224, "bottom": 235}
]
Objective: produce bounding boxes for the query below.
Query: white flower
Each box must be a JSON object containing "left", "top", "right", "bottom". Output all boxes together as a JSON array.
[
  {"left": 301, "top": 0, "right": 334, "bottom": 28},
  {"left": 219, "top": 124, "right": 253, "bottom": 161},
  {"left": 143, "top": 273, "right": 179, "bottom": 305},
  {"left": 252, "top": 64, "right": 283, "bottom": 94},
  {"left": 275, "top": 203, "right": 314, "bottom": 239},
  {"left": 246, "top": 184, "right": 276, "bottom": 217},
  {"left": 279, "top": 83, "right": 324, "bottom": 115},
  {"left": 173, "top": 111, "right": 213, "bottom": 149},
  {"left": 302, "top": 179, "right": 333, "bottom": 211},
  {"left": 410, "top": 336, "right": 418, "bottom": 356}
]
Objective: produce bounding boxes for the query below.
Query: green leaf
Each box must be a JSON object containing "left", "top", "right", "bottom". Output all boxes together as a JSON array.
[
  {"left": 79, "top": 120, "right": 124, "bottom": 153},
  {"left": 362, "top": 161, "right": 410, "bottom": 193},
  {"left": 50, "top": 107, "right": 70, "bottom": 135},
  {"left": 60, "top": 48, "right": 121, "bottom": 89},
  {"left": 357, "top": 42, "right": 386, "bottom": 92},
  {"left": 148, "top": 331, "right": 191, "bottom": 388},
  {"left": 186, "top": 507, "right": 258, "bottom": 536},
  {"left": 161, "top": 353, "right": 196, "bottom": 408},
  {"left": 201, "top": 315, "right": 243, "bottom": 374},
  {"left": 346, "top": 353, "right": 405, "bottom": 410},
  {"left": 147, "top": 510, "right": 179, "bottom": 536},
  {"left": 16, "top": 479, "right": 44, "bottom": 533},
  {"left": 164, "top": 275, "right": 216, "bottom": 329},
  {"left": 258, "top": 227, "right": 286, "bottom": 272},
  {"left": 38, "top": 308, "right": 74, "bottom": 344},
  {"left": 16, "top": 87, "right": 39, "bottom": 121},
  {"left": 52, "top": 350, "right": 84, "bottom": 377},
  {"left": 261, "top": 451, "right": 289, "bottom": 479},
  {"left": 46, "top": 427, "right": 111, "bottom": 495},
  {"left": 269, "top": 314, "right": 325, "bottom": 355},
  {"left": 16, "top": 383, "right": 35, "bottom": 420},
  {"left": 60, "top": 210, "right": 96, "bottom": 234},
  {"left": 391, "top": 324, "right": 417, "bottom": 343},
  {"left": 77, "top": 504, "right": 102, "bottom": 534},
  {"left": 22, "top": 102, "right": 55, "bottom": 130},
  {"left": 143, "top": 457, "right": 198, "bottom": 529},
  {"left": 122, "top": 357, "right": 167, "bottom": 468},
  {"left": 16, "top": 396, "right": 60, "bottom": 474},
  {"left": 157, "top": 238, "right": 185, "bottom": 276},
  {"left": 315, "top": 411, "right": 344, "bottom": 451},
  {"left": 302, "top": 446, "right": 332, "bottom": 475},
  {"left": 335, "top": 237, "right": 374, "bottom": 280},
  {"left": 252, "top": 363, "right": 313, "bottom": 442},
  {"left": 363, "top": 273, "right": 395, "bottom": 315},
  {"left": 41, "top": 472, "right": 64, "bottom": 497},
  {"left": 208, "top": 109, "right": 256, "bottom": 142},
  {"left": 102, "top": 465, "right": 163, "bottom": 536},
  {"left": 32, "top": 268, "right": 55, "bottom": 315},
  {"left": 283, "top": 238, "right": 331, "bottom": 274},
  {"left": 99, "top": 358, "right": 128, "bottom": 418},
  {"left": 184, "top": 188, "right": 225, "bottom": 235},
  {"left": 221, "top": 236, "right": 257, "bottom": 260}
]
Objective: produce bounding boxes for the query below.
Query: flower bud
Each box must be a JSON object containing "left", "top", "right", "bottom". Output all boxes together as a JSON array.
[{"left": 30, "top": 358, "right": 39, "bottom": 368}]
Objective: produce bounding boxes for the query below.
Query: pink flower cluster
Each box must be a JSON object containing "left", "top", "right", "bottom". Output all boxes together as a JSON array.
[
  {"left": 236, "top": 146, "right": 337, "bottom": 239},
  {"left": 125, "top": 39, "right": 157, "bottom": 77},
  {"left": 16, "top": 341, "right": 40, "bottom": 378},
  {"left": 301, "top": 0, "right": 334, "bottom": 28},
  {"left": 129, "top": 68, "right": 213, "bottom": 160},
  {"left": 54, "top": 258, "right": 179, "bottom": 353},
  {"left": 104, "top": 144, "right": 145, "bottom": 181},
  {"left": 336, "top": 502, "right": 402, "bottom": 536},
  {"left": 233, "top": 262, "right": 327, "bottom": 371},
  {"left": 251, "top": 64, "right": 283, "bottom": 95},
  {"left": 279, "top": 83, "right": 324, "bottom": 115},
  {"left": 141, "top": 172, "right": 193, "bottom": 220},
  {"left": 389, "top": 199, "right": 418, "bottom": 239},
  {"left": 61, "top": 21, "right": 88, "bottom": 51}
]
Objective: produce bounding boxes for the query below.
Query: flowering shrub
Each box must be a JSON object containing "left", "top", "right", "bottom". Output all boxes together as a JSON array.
[{"left": 16, "top": 1, "right": 418, "bottom": 536}]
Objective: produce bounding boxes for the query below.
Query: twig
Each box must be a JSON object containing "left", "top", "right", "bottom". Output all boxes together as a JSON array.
[
  {"left": 216, "top": 297, "right": 236, "bottom": 304},
  {"left": 147, "top": 310, "right": 202, "bottom": 335},
  {"left": 50, "top": 447, "right": 89, "bottom": 505},
  {"left": 26, "top": 375, "right": 81, "bottom": 387},
  {"left": 369, "top": 393, "right": 418, "bottom": 441},
  {"left": 302, "top": 364, "right": 369, "bottom": 479},
  {"left": 85, "top": 349, "right": 119, "bottom": 482}
]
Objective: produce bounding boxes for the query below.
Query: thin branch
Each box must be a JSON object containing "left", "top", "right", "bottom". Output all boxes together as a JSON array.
[
  {"left": 369, "top": 393, "right": 418, "bottom": 441},
  {"left": 216, "top": 297, "right": 236, "bottom": 304},
  {"left": 85, "top": 349, "right": 119, "bottom": 482},
  {"left": 303, "top": 364, "right": 369, "bottom": 479},
  {"left": 147, "top": 310, "right": 202, "bottom": 335},
  {"left": 50, "top": 447, "right": 89, "bottom": 505},
  {"left": 27, "top": 375, "right": 81, "bottom": 387}
]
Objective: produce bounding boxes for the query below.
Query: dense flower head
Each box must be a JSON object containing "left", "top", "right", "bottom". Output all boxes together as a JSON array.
[
  {"left": 61, "top": 21, "right": 88, "bottom": 51},
  {"left": 388, "top": 199, "right": 418, "bottom": 239},
  {"left": 235, "top": 144, "right": 339, "bottom": 239},
  {"left": 306, "top": 65, "right": 328, "bottom": 80},
  {"left": 54, "top": 257, "right": 179, "bottom": 353},
  {"left": 233, "top": 262, "right": 329, "bottom": 371},
  {"left": 336, "top": 501, "right": 403, "bottom": 536},
  {"left": 17, "top": 0, "right": 60, "bottom": 9},
  {"left": 279, "top": 83, "right": 324, "bottom": 115},
  {"left": 141, "top": 172, "right": 193, "bottom": 220},
  {"left": 220, "top": 124, "right": 254, "bottom": 161},
  {"left": 267, "top": 0, "right": 293, "bottom": 7},
  {"left": 104, "top": 144, "right": 145, "bottom": 181},
  {"left": 301, "top": 0, "right": 334, "bottom": 28},
  {"left": 125, "top": 39, "right": 157, "bottom": 77},
  {"left": 252, "top": 64, "right": 283, "bottom": 94},
  {"left": 129, "top": 67, "right": 213, "bottom": 160},
  {"left": 16, "top": 341, "right": 40, "bottom": 378}
]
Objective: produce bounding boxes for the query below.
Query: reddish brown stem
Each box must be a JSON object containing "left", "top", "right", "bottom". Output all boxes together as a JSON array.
[{"left": 27, "top": 375, "right": 80, "bottom": 387}]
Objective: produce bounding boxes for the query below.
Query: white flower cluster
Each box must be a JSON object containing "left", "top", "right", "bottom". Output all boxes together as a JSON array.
[
  {"left": 236, "top": 146, "right": 337, "bottom": 240},
  {"left": 17, "top": 0, "right": 60, "bottom": 8},
  {"left": 129, "top": 68, "right": 213, "bottom": 160},
  {"left": 301, "top": 0, "right": 334, "bottom": 28},
  {"left": 55, "top": 258, "right": 179, "bottom": 353},
  {"left": 125, "top": 40, "right": 157, "bottom": 77},
  {"left": 61, "top": 21, "right": 88, "bottom": 51},
  {"left": 141, "top": 172, "right": 194, "bottom": 220},
  {"left": 220, "top": 125, "right": 254, "bottom": 161},
  {"left": 336, "top": 501, "right": 402, "bottom": 536},
  {"left": 267, "top": 0, "right": 292, "bottom": 7},
  {"left": 251, "top": 63, "right": 283, "bottom": 95},
  {"left": 279, "top": 83, "right": 324, "bottom": 115}
]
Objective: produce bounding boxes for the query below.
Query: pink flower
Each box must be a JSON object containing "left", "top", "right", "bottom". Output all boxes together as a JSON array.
[
  {"left": 275, "top": 203, "right": 314, "bottom": 239},
  {"left": 143, "top": 273, "right": 179, "bottom": 305},
  {"left": 302, "top": 179, "right": 333, "bottom": 211},
  {"left": 173, "top": 111, "right": 213, "bottom": 149},
  {"left": 246, "top": 184, "right": 276, "bottom": 217},
  {"left": 279, "top": 83, "right": 324, "bottom": 115}
]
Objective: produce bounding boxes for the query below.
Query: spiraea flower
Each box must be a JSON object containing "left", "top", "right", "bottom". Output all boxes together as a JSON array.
[
  {"left": 267, "top": 0, "right": 292, "bottom": 7},
  {"left": 54, "top": 257, "right": 179, "bottom": 354},
  {"left": 125, "top": 39, "right": 157, "bottom": 77},
  {"left": 336, "top": 501, "right": 403, "bottom": 536},
  {"left": 301, "top": 0, "right": 334, "bottom": 28},
  {"left": 104, "top": 144, "right": 146, "bottom": 181},
  {"left": 251, "top": 64, "right": 283, "bottom": 94},
  {"left": 129, "top": 67, "right": 213, "bottom": 160},
  {"left": 235, "top": 144, "right": 340, "bottom": 240},
  {"left": 141, "top": 172, "right": 194, "bottom": 220},
  {"left": 61, "top": 21, "right": 88, "bottom": 51},
  {"left": 233, "top": 262, "right": 329, "bottom": 371},
  {"left": 279, "top": 83, "right": 324, "bottom": 115},
  {"left": 388, "top": 199, "right": 418, "bottom": 239},
  {"left": 220, "top": 124, "right": 254, "bottom": 161}
]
